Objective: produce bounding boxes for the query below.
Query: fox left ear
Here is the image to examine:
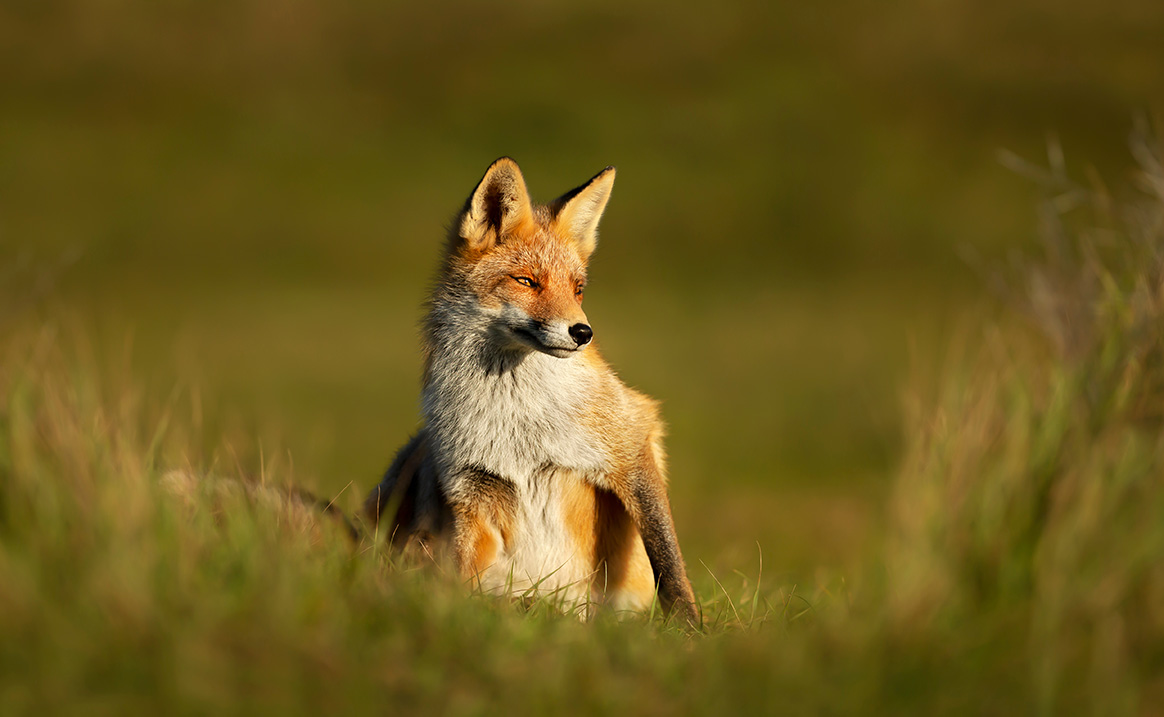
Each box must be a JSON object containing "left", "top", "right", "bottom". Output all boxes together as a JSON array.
[
  {"left": 459, "top": 157, "right": 535, "bottom": 252},
  {"left": 549, "top": 166, "right": 616, "bottom": 259}
]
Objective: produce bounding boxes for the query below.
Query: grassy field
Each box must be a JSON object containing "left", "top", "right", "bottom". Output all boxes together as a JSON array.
[
  {"left": 4, "top": 145, "right": 1164, "bottom": 713},
  {"left": 3, "top": 1, "right": 1164, "bottom": 713}
]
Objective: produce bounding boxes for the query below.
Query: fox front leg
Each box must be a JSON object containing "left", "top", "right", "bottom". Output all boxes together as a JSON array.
[
  {"left": 607, "top": 451, "right": 700, "bottom": 628},
  {"left": 445, "top": 467, "right": 518, "bottom": 587}
]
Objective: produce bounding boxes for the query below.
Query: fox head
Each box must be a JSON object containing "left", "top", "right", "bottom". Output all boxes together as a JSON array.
[{"left": 433, "top": 158, "right": 616, "bottom": 360}]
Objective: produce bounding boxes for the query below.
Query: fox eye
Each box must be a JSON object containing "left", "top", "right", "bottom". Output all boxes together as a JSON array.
[
  {"left": 513, "top": 276, "right": 538, "bottom": 289},
  {"left": 574, "top": 285, "right": 585, "bottom": 297}
]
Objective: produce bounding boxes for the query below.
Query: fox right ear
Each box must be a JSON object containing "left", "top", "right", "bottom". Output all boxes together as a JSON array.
[
  {"left": 457, "top": 158, "right": 534, "bottom": 251},
  {"left": 548, "top": 166, "right": 615, "bottom": 260}
]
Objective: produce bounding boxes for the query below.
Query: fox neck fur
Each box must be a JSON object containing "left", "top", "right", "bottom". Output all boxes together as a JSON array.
[{"left": 422, "top": 308, "right": 613, "bottom": 489}]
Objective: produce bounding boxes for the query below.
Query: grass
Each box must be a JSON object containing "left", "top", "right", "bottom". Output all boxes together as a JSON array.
[
  {"left": 887, "top": 133, "right": 1164, "bottom": 711},
  {"left": 3, "top": 135, "right": 1164, "bottom": 714}
]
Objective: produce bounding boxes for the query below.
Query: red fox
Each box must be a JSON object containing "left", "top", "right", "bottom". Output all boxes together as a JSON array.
[{"left": 364, "top": 158, "right": 698, "bottom": 626}]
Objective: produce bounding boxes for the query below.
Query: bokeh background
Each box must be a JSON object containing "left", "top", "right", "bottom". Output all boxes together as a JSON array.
[{"left": 3, "top": 0, "right": 1162, "bottom": 578}]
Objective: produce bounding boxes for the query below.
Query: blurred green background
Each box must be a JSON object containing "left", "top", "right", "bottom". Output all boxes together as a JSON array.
[{"left": 3, "top": 0, "right": 1162, "bottom": 576}]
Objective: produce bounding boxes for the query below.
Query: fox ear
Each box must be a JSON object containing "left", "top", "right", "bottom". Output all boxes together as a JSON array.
[
  {"left": 550, "top": 166, "right": 616, "bottom": 258},
  {"left": 458, "top": 157, "right": 534, "bottom": 251}
]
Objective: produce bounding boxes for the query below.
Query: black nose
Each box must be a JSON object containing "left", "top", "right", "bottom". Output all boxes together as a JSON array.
[{"left": 568, "top": 323, "right": 593, "bottom": 346}]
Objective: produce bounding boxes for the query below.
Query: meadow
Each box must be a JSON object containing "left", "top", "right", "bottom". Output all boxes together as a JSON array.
[{"left": 3, "top": 1, "right": 1164, "bottom": 713}]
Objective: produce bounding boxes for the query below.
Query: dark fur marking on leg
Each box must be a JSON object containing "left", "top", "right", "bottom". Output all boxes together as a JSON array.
[
  {"left": 631, "top": 477, "right": 700, "bottom": 627},
  {"left": 458, "top": 465, "right": 518, "bottom": 513}
]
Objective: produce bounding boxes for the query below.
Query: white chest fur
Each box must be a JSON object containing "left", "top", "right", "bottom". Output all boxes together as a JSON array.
[
  {"left": 423, "top": 339, "right": 610, "bottom": 488},
  {"left": 478, "top": 465, "right": 597, "bottom": 601}
]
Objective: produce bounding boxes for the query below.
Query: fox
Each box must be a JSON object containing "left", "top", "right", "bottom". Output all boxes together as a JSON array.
[{"left": 364, "top": 158, "right": 699, "bottom": 626}]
